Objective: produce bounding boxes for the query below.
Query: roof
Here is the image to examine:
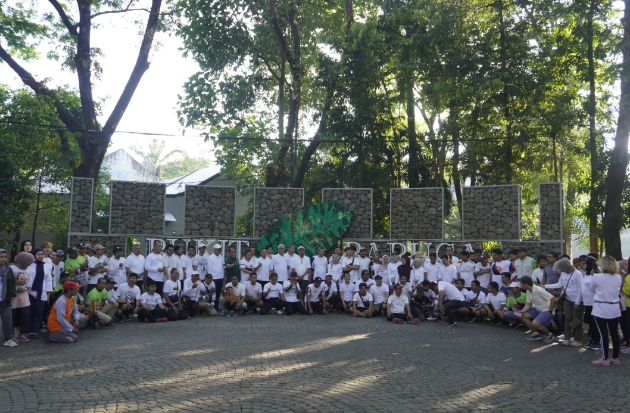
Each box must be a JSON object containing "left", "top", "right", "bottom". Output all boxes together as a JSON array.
[{"left": 162, "top": 166, "right": 222, "bottom": 196}]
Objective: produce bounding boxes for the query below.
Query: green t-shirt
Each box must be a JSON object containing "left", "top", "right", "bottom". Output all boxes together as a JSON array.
[
  {"left": 65, "top": 256, "right": 85, "bottom": 279},
  {"left": 85, "top": 288, "right": 113, "bottom": 313},
  {"left": 224, "top": 257, "right": 240, "bottom": 282},
  {"left": 54, "top": 284, "right": 63, "bottom": 292},
  {"left": 506, "top": 291, "right": 527, "bottom": 311}
]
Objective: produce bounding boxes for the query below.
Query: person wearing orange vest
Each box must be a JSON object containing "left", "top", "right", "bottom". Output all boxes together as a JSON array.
[{"left": 46, "top": 281, "right": 86, "bottom": 343}]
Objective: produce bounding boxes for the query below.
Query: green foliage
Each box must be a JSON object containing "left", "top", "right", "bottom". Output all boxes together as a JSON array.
[{"left": 256, "top": 203, "right": 354, "bottom": 257}]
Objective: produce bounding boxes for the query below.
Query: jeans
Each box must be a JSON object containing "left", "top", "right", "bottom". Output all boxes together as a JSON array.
[
  {"left": 443, "top": 300, "right": 466, "bottom": 324},
  {"left": 620, "top": 309, "right": 630, "bottom": 345},
  {"left": 26, "top": 295, "right": 46, "bottom": 334},
  {"left": 503, "top": 310, "right": 521, "bottom": 326},
  {"left": 1, "top": 305, "right": 13, "bottom": 341}
]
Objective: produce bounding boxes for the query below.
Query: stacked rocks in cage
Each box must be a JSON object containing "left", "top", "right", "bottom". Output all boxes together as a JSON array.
[
  {"left": 390, "top": 188, "right": 443, "bottom": 240},
  {"left": 463, "top": 185, "right": 521, "bottom": 240},
  {"left": 322, "top": 189, "right": 373, "bottom": 239},
  {"left": 68, "top": 236, "right": 127, "bottom": 256},
  {"left": 539, "top": 183, "right": 563, "bottom": 240},
  {"left": 109, "top": 182, "right": 165, "bottom": 234},
  {"left": 254, "top": 188, "right": 304, "bottom": 237},
  {"left": 70, "top": 178, "right": 94, "bottom": 233},
  {"left": 185, "top": 186, "right": 236, "bottom": 236}
]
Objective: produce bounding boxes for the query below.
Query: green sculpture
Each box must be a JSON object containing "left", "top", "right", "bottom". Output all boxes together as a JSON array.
[{"left": 256, "top": 203, "right": 354, "bottom": 257}]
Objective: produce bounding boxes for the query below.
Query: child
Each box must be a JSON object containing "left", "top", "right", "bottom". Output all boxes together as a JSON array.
[
  {"left": 224, "top": 286, "right": 239, "bottom": 316},
  {"left": 11, "top": 272, "right": 30, "bottom": 343}
]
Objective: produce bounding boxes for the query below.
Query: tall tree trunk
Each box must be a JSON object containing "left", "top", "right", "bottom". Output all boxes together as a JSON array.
[
  {"left": 11, "top": 231, "right": 21, "bottom": 261},
  {"left": 451, "top": 106, "right": 462, "bottom": 217},
  {"left": 278, "top": 54, "right": 285, "bottom": 140},
  {"left": 31, "top": 172, "right": 43, "bottom": 243},
  {"left": 564, "top": 179, "right": 576, "bottom": 256},
  {"left": 603, "top": 0, "right": 630, "bottom": 259},
  {"left": 552, "top": 130, "right": 559, "bottom": 182},
  {"left": 498, "top": 0, "right": 513, "bottom": 184},
  {"left": 587, "top": 0, "right": 600, "bottom": 253},
  {"left": 406, "top": 74, "right": 420, "bottom": 187},
  {"left": 345, "top": 0, "right": 353, "bottom": 32}
]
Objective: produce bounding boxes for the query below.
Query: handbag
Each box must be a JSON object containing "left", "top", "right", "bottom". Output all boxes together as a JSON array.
[{"left": 557, "top": 271, "right": 576, "bottom": 304}]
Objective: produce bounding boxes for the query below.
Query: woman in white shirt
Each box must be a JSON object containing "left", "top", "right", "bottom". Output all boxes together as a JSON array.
[
  {"left": 327, "top": 254, "right": 343, "bottom": 283},
  {"left": 581, "top": 268, "right": 600, "bottom": 350},
  {"left": 26, "top": 248, "right": 54, "bottom": 338},
  {"left": 375, "top": 255, "right": 390, "bottom": 285},
  {"left": 589, "top": 256, "right": 623, "bottom": 366},
  {"left": 545, "top": 259, "right": 583, "bottom": 346}
]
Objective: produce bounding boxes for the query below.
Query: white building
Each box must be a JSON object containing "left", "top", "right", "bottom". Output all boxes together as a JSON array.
[{"left": 101, "top": 148, "right": 159, "bottom": 182}]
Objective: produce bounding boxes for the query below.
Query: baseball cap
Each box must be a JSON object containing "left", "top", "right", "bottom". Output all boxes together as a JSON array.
[
  {"left": 56, "top": 250, "right": 65, "bottom": 257},
  {"left": 112, "top": 245, "right": 124, "bottom": 253},
  {"left": 360, "top": 247, "right": 367, "bottom": 251},
  {"left": 213, "top": 244, "right": 222, "bottom": 249},
  {"left": 93, "top": 244, "right": 105, "bottom": 250},
  {"left": 480, "top": 254, "right": 488, "bottom": 260},
  {"left": 394, "top": 283, "right": 403, "bottom": 289},
  {"left": 199, "top": 244, "right": 207, "bottom": 248},
  {"left": 508, "top": 282, "right": 520, "bottom": 288},
  {"left": 325, "top": 273, "right": 333, "bottom": 277},
  {"left": 84, "top": 243, "right": 92, "bottom": 249},
  {"left": 76, "top": 242, "right": 86, "bottom": 249},
  {"left": 517, "top": 276, "right": 533, "bottom": 285},
  {"left": 191, "top": 271, "right": 200, "bottom": 276},
  {"left": 314, "top": 277, "right": 322, "bottom": 282},
  {"left": 66, "top": 247, "right": 78, "bottom": 254},
  {"left": 63, "top": 281, "right": 81, "bottom": 290},
  {"left": 106, "top": 278, "right": 115, "bottom": 284}
]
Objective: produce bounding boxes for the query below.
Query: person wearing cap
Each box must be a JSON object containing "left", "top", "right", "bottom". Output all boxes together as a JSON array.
[
  {"left": 46, "top": 281, "right": 86, "bottom": 343},
  {"left": 271, "top": 244, "right": 291, "bottom": 283},
  {"left": 108, "top": 246, "right": 126, "bottom": 287},
  {"left": 514, "top": 247, "right": 535, "bottom": 279},
  {"left": 239, "top": 250, "right": 260, "bottom": 283},
  {"left": 116, "top": 273, "right": 142, "bottom": 321},
  {"left": 306, "top": 276, "right": 327, "bottom": 315},
  {"left": 145, "top": 240, "right": 167, "bottom": 296},
  {"left": 369, "top": 275, "right": 389, "bottom": 316},
  {"left": 311, "top": 248, "right": 329, "bottom": 281},
  {"left": 256, "top": 248, "right": 273, "bottom": 289},
  {"left": 243, "top": 272, "right": 263, "bottom": 314},
  {"left": 544, "top": 258, "right": 584, "bottom": 346},
  {"left": 78, "top": 243, "right": 91, "bottom": 259},
  {"left": 322, "top": 273, "right": 340, "bottom": 311},
  {"left": 87, "top": 244, "right": 109, "bottom": 294},
  {"left": 500, "top": 282, "right": 528, "bottom": 327},
  {"left": 387, "top": 283, "right": 412, "bottom": 324},
  {"left": 163, "top": 268, "right": 189, "bottom": 321},
  {"left": 221, "top": 274, "right": 247, "bottom": 316},
  {"left": 207, "top": 243, "right": 225, "bottom": 307},
  {"left": 356, "top": 247, "right": 371, "bottom": 278},
  {"left": 51, "top": 250, "right": 65, "bottom": 286},
  {"left": 353, "top": 270, "right": 375, "bottom": 293},
  {"left": 432, "top": 279, "right": 466, "bottom": 327},
  {"left": 192, "top": 244, "right": 208, "bottom": 279},
  {"left": 340, "top": 247, "right": 360, "bottom": 283},
  {"left": 338, "top": 272, "right": 355, "bottom": 314},
  {"left": 260, "top": 273, "right": 285, "bottom": 315},
  {"left": 292, "top": 246, "right": 311, "bottom": 304},
  {"left": 85, "top": 277, "right": 118, "bottom": 328},
  {"left": 473, "top": 254, "right": 491, "bottom": 290},
  {"left": 518, "top": 275, "right": 557, "bottom": 344},
  {"left": 181, "top": 271, "right": 203, "bottom": 316},
  {"left": 198, "top": 274, "right": 218, "bottom": 316},
  {"left": 282, "top": 272, "right": 307, "bottom": 315},
  {"left": 352, "top": 283, "right": 374, "bottom": 318},
  {"left": 64, "top": 247, "right": 84, "bottom": 282},
  {"left": 125, "top": 243, "right": 146, "bottom": 292},
  {"left": 139, "top": 281, "right": 168, "bottom": 323}
]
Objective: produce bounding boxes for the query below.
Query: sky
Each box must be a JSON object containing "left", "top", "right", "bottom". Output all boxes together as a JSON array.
[{"left": 0, "top": 6, "right": 211, "bottom": 163}]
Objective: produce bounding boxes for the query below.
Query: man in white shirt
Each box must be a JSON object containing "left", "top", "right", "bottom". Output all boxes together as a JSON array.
[
  {"left": 457, "top": 251, "right": 476, "bottom": 288},
  {"left": 398, "top": 275, "right": 413, "bottom": 300},
  {"left": 271, "top": 244, "right": 290, "bottom": 282},
  {"left": 108, "top": 246, "right": 126, "bottom": 287},
  {"left": 207, "top": 244, "right": 225, "bottom": 307},
  {"left": 481, "top": 281, "right": 507, "bottom": 325},
  {"left": 292, "top": 246, "right": 311, "bottom": 300},
  {"left": 431, "top": 280, "right": 466, "bottom": 327},
  {"left": 138, "top": 281, "right": 168, "bottom": 323},
  {"left": 425, "top": 253, "right": 441, "bottom": 283},
  {"left": 353, "top": 270, "right": 375, "bottom": 293},
  {"left": 473, "top": 254, "right": 492, "bottom": 290},
  {"left": 424, "top": 245, "right": 438, "bottom": 267},
  {"left": 125, "top": 243, "right": 146, "bottom": 291},
  {"left": 409, "top": 258, "right": 424, "bottom": 287},
  {"left": 163, "top": 268, "right": 188, "bottom": 321},
  {"left": 340, "top": 247, "right": 360, "bottom": 283},
  {"left": 256, "top": 248, "right": 273, "bottom": 288},
  {"left": 116, "top": 273, "right": 141, "bottom": 321},
  {"left": 352, "top": 283, "right": 373, "bottom": 318},
  {"left": 260, "top": 273, "right": 285, "bottom": 315},
  {"left": 182, "top": 271, "right": 202, "bottom": 317},
  {"left": 239, "top": 250, "right": 260, "bottom": 283},
  {"left": 163, "top": 244, "right": 176, "bottom": 277},
  {"left": 322, "top": 273, "right": 340, "bottom": 311},
  {"left": 87, "top": 244, "right": 108, "bottom": 294},
  {"left": 465, "top": 280, "right": 487, "bottom": 322},
  {"left": 444, "top": 245, "right": 459, "bottom": 265},
  {"left": 181, "top": 245, "right": 195, "bottom": 280},
  {"left": 145, "top": 240, "right": 167, "bottom": 296},
  {"left": 221, "top": 274, "right": 247, "bottom": 315},
  {"left": 243, "top": 272, "right": 263, "bottom": 314},
  {"left": 356, "top": 247, "right": 372, "bottom": 277},
  {"left": 338, "top": 272, "right": 355, "bottom": 314},
  {"left": 439, "top": 255, "right": 458, "bottom": 284},
  {"left": 306, "top": 277, "right": 327, "bottom": 315},
  {"left": 198, "top": 274, "right": 218, "bottom": 316},
  {"left": 387, "top": 284, "right": 412, "bottom": 323},
  {"left": 369, "top": 275, "right": 389, "bottom": 316},
  {"left": 282, "top": 272, "right": 306, "bottom": 315},
  {"left": 514, "top": 247, "right": 535, "bottom": 278},
  {"left": 491, "top": 248, "right": 513, "bottom": 287},
  {"left": 171, "top": 245, "right": 184, "bottom": 280},
  {"left": 286, "top": 245, "right": 298, "bottom": 274},
  {"left": 311, "top": 248, "right": 329, "bottom": 280},
  {"left": 192, "top": 245, "right": 208, "bottom": 279},
  {"left": 52, "top": 250, "right": 65, "bottom": 286}
]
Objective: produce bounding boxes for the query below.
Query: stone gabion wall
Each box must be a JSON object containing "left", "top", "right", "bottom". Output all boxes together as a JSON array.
[
  {"left": 185, "top": 186, "right": 236, "bottom": 237},
  {"left": 69, "top": 178, "right": 94, "bottom": 233},
  {"left": 68, "top": 236, "right": 127, "bottom": 256},
  {"left": 390, "top": 188, "right": 443, "bottom": 240},
  {"left": 253, "top": 188, "right": 304, "bottom": 237},
  {"left": 502, "top": 242, "right": 563, "bottom": 258},
  {"left": 109, "top": 182, "right": 165, "bottom": 234},
  {"left": 539, "top": 183, "right": 563, "bottom": 240},
  {"left": 322, "top": 189, "right": 373, "bottom": 239},
  {"left": 463, "top": 185, "right": 521, "bottom": 240}
]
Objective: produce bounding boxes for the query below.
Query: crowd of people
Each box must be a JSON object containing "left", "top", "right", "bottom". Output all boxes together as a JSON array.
[{"left": 1, "top": 239, "right": 629, "bottom": 366}]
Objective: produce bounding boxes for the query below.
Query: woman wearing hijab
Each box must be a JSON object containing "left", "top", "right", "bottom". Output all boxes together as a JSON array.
[
  {"left": 1, "top": 249, "right": 18, "bottom": 347},
  {"left": 376, "top": 255, "right": 390, "bottom": 287},
  {"left": 19, "top": 240, "right": 33, "bottom": 253},
  {"left": 26, "top": 248, "right": 54, "bottom": 338},
  {"left": 590, "top": 256, "right": 623, "bottom": 366},
  {"left": 327, "top": 254, "right": 343, "bottom": 284},
  {"left": 545, "top": 258, "right": 584, "bottom": 346},
  {"left": 11, "top": 252, "right": 34, "bottom": 343},
  {"left": 397, "top": 256, "right": 412, "bottom": 287}
]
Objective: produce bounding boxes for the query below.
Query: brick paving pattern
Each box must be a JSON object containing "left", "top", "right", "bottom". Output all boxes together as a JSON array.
[{"left": 1, "top": 316, "right": 628, "bottom": 412}]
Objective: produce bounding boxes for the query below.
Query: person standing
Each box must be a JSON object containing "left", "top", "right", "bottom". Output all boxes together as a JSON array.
[
  {"left": 271, "top": 244, "right": 291, "bottom": 283},
  {"left": 10, "top": 252, "right": 34, "bottom": 343},
  {"left": 192, "top": 244, "right": 209, "bottom": 279},
  {"left": 224, "top": 247, "right": 241, "bottom": 283},
  {"left": 590, "top": 256, "right": 623, "bottom": 366},
  {"left": 51, "top": 250, "right": 65, "bottom": 286},
  {"left": 327, "top": 254, "right": 343, "bottom": 284},
  {"left": 356, "top": 247, "right": 372, "bottom": 278},
  {"left": 181, "top": 245, "right": 196, "bottom": 280},
  {"left": 26, "top": 248, "right": 54, "bottom": 338},
  {"left": 544, "top": 259, "right": 583, "bottom": 346},
  {"left": 207, "top": 244, "right": 225, "bottom": 309},
  {"left": 125, "top": 243, "right": 146, "bottom": 291},
  {"left": 340, "top": 247, "right": 360, "bottom": 283},
  {"left": 172, "top": 246, "right": 185, "bottom": 280},
  {"left": 1, "top": 249, "right": 18, "bottom": 347},
  {"left": 145, "top": 241, "right": 167, "bottom": 296},
  {"left": 239, "top": 250, "right": 259, "bottom": 283},
  {"left": 108, "top": 246, "right": 127, "bottom": 288},
  {"left": 514, "top": 247, "right": 535, "bottom": 278},
  {"left": 87, "top": 244, "right": 108, "bottom": 294},
  {"left": 311, "top": 248, "right": 329, "bottom": 281},
  {"left": 581, "top": 268, "right": 601, "bottom": 351},
  {"left": 256, "top": 248, "right": 273, "bottom": 289},
  {"left": 292, "top": 246, "right": 311, "bottom": 302},
  {"left": 542, "top": 252, "right": 560, "bottom": 285},
  {"left": 457, "top": 251, "right": 476, "bottom": 288}
]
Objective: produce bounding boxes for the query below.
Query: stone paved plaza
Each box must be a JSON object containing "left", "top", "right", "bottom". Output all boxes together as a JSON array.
[{"left": 1, "top": 315, "right": 629, "bottom": 413}]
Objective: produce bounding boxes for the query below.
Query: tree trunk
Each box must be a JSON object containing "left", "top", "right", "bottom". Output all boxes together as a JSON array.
[
  {"left": 278, "top": 54, "right": 285, "bottom": 140},
  {"left": 345, "top": 0, "right": 353, "bottom": 32},
  {"left": 497, "top": 0, "right": 513, "bottom": 184},
  {"left": 587, "top": 0, "right": 599, "bottom": 253},
  {"left": 31, "top": 172, "right": 43, "bottom": 244},
  {"left": 603, "top": 0, "right": 630, "bottom": 259},
  {"left": 564, "top": 179, "right": 576, "bottom": 256},
  {"left": 406, "top": 74, "right": 420, "bottom": 188},
  {"left": 552, "top": 131, "right": 558, "bottom": 182},
  {"left": 11, "top": 231, "right": 21, "bottom": 261},
  {"left": 451, "top": 106, "right": 462, "bottom": 217}
]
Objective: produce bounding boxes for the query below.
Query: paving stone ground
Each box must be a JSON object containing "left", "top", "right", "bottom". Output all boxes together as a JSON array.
[{"left": 1, "top": 314, "right": 629, "bottom": 413}]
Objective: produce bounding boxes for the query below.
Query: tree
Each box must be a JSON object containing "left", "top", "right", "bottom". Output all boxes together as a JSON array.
[
  {"left": 0, "top": 0, "right": 165, "bottom": 180},
  {"left": 131, "top": 138, "right": 184, "bottom": 179}
]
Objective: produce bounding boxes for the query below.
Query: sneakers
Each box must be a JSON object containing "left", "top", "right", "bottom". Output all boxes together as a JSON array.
[
  {"left": 233, "top": 311, "right": 238, "bottom": 317},
  {"left": 445, "top": 322, "right": 457, "bottom": 327},
  {"left": 392, "top": 318, "right": 403, "bottom": 324},
  {"left": 590, "top": 344, "right": 602, "bottom": 351},
  {"left": 4, "top": 339, "right": 17, "bottom": 348},
  {"left": 277, "top": 310, "right": 283, "bottom": 315},
  {"left": 527, "top": 333, "right": 542, "bottom": 341},
  {"left": 610, "top": 358, "right": 621, "bottom": 366},
  {"left": 543, "top": 333, "right": 555, "bottom": 344},
  {"left": 223, "top": 310, "right": 229, "bottom": 316},
  {"left": 157, "top": 317, "right": 168, "bottom": 322},
  {"left": 228, "top": 311, "right": 233, "bottom": 317},
  {"left": 557, "top": 334, "right": 566, "bottom": 341},
  {"left": 468, "top": 316, "right": 478, "bottom": 323},
  {"left": 570, "top": 341, "right": 583, "bottom": 347},
  {"left": 15, "top": 335, "right": 29, "bottom": 343},
  {"left": 426, "top": 317, "right": 437, "bottom": 322},
  {"left": 620, "top": 347, "right": 630, "bottom": 355},
  {"left": 592, "top": 359, "right": 611, "bottom": 366}
]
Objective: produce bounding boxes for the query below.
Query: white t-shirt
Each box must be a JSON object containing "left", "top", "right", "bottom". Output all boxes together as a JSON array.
[
  {"left": 458, "top": 261, "right": 476, "bottom": 287},
  {"left": 108, "top": 256, "right": 126, "bottom": 286},
  {"left": 425, "top": 262, "right": 441, "bottom": 283},
  {"left": 386, "top": 262, "right": 401, "bottom": 286},
  {"left": 353, "top": 278, "right": 375, "bottom": 292},
  {"left": 306, "top": 283, "right": 324, "bottom": 302},
  {"left": 399, "top": 282, "right": 413, "bottom": 300},
  {"left": 590, "top": 273, "right": 623, "bottom": 319},
  {"left": 125, "top": 253, "right": 145, "bottom": 280},
  {"left": 87, "top": 255, "right": 108, "bottom": 284},
  {"left": 465, "top": 289, "right": 486, "bottom": 309},
  {"left": 180, "top": 254, "right": 194, "bottom": 279},
  {"left": 439, "top": 265, "right": 458, "bottom": 284},
  {"left": 282, "top": 280, "right": 301, "bottom": 302},
  {"left": 369, "top": 284, "right": 389, "bottom": 304},
  {"left": 531, "top": 267, "right": 544, "bottom": 285},
  {"left": 356, "top": 256, "right": 372, "bottom": 276},
  {"left": 192, "top": 254, "right": 208, "bottom": 278},
  {"left": 182, "top": 278, "right": 202, "bottom": 301},
  {"left": 322, "top": 282, "right": 338, "bottom": 300},
  {"left": 474, "top": 262, "right": 491, "bottom": 288},
  {"left": 116, "top": 283, "right": 141, "bottom": 303},
  {"left": 409, "top": 267, "right": 424, "bottom": 286},
  {"left": 239, "top": 258, "right": 256, "bottom": 282},
  {"left": 491, "top": 260, "right": 512, "bottom": 287},
  {"left": 387, "top": 293, "right": 409, "bottom": 314},
  {"left": 328, "top": 262, "right": 343, "bottom": 283},
  {"left": 140, "top": 292, "right": 164, "bottom": 310},
  {"left": 485, "top": 292, "right": 507, "bottom": 310},
  {"left": 526, "top": 285, "right": 553, "bottom": 312},
  {"left": 263, "top": 282, "right": 283, "bottom": 299},
  {"left": 163, "top": 279, "right": 183, "bottom": 297},
  {"left": 106, "top": 288, "right": 119, "bottom": 301},
  {"left": 353, "top": 292, "right": 373, "bottom": 308},
  {"left": 52, "top": 262, "right": 65, "bottom": 286},
  {"left": 224, "top": 282, "right": 246, "bottom": 299},
  {"left": 245, "top": 281, "right": 263, "bottom": 298},
  {"left": 340, "top": 256, "right": 360, "bottom": 283},
  {"left": 311, "top": 256, "right": 329, "bottom": 280},
  {"left": 170, "top": 254, "right": 184, "bottom": 280},
  {"left": 207, "top": 253, "right": 224, "bottom": 281},
  {"left": 272, "top": 254, "right": 291, "bottom": 281},
  {"left": 339, "top": 281, "right": 355, "bottom": 302},
  {"left": 292, "top": 255, "right": 311, "bottom": 279},
  {"left": 515, "top": 256, "right": 535, "bottom": 278},
  {"left": 256, "top": 256, "right": 273, "bottom": 281},
  {"left": 438, "top": 281, "right": 465, "bottom": 301},
  {"left": 145, "top": 253, "right": 165, "bottom": 282}
]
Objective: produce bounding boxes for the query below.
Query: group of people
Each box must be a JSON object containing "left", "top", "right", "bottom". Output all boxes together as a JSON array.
[{"left": 1, "top": 239, "right": 629, "bottom": 366}]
